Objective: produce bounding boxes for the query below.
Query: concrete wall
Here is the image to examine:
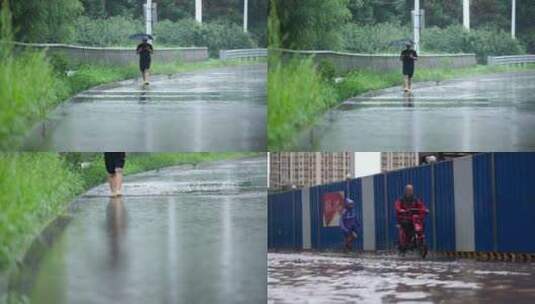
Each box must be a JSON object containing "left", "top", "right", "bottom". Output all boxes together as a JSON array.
[
  {"left": 277, "top": 49, "right": 477, "bottom": 75},
  {"left": 13, "top": 42, "right": 208, "bottom": 66}
]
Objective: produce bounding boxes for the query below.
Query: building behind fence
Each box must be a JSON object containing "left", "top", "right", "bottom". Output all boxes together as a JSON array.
[{"left": 268, "top": 153, "right": 535, "bottom": 256}]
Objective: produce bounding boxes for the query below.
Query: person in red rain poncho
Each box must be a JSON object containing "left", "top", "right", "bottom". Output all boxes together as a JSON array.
[{"left": 395, "top": 184, "right": 427, "bottom": 250}]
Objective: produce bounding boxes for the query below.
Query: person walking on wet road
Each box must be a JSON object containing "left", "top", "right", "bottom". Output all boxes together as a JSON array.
[
  {"left": 340, "top": 198, "right": 359, "bottom": 251},
  {"left": 136, "top": 37, "right": 153, "bottom": 85},
  {"left": 104, "top": 152, "right": 126, "bottom": 197},
  {"left": 400, "top": 43, "right": 418, "bottom": 92}
]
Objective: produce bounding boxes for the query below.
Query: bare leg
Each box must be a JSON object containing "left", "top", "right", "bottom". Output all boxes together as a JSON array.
[
  {"left": 108, "top": 174, "right": 115, "bottom": 194},
  {"left": 403, "top": 76, "right": 409, "bottom": 91},
  {"left": 408, "top": 77, "right": 412, "bottom": 91},
  {"left": 144, "top": 70, "right": 150, "bottom": 84},
  {"left": 115, "top": 168, "right": 123, "bottom": 196},
  {"left": 141, "top": 70, "right": 146, "bottom": 83}
]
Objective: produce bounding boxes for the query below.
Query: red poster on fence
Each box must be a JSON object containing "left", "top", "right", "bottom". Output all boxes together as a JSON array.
[{"left": 322, "top": 191, "right": 345, "bottom": 227}]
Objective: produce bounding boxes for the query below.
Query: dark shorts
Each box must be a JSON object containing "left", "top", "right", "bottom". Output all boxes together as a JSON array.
[
  {"left": 403, "top": 64, "right": 414, "bottom": 78},
  {"left": 104, "top": 152, "right": 126, "bottom": 174},
  {"left": 140, "top": 57, "right": 151, "bottom": 71}
]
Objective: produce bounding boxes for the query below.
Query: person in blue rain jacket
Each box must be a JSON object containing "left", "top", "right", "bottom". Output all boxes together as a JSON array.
[{"left": 340, "top": 198, "right": 359, "bottom": 251}]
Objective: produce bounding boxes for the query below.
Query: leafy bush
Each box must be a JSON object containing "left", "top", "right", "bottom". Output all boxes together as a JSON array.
[
  {"left": 73, "top": 15, "right": 143, "bottom": 47},
  {"left": 422, "top": 25, "right": 525, "bottom": 62},
  {"left": 342, "top": 22, "right": 411, "bottom": 53},
  {"left": 155, "top": 19, "right": 256, "bottom": 57}
]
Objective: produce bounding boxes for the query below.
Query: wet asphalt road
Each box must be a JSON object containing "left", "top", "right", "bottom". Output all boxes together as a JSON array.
[
  {"left": 268, "top": 252, "right": 535, "bottom": 304},
  {"left": 296, "top": 71, "right": 535, "bottom": 151},
  {"left": 23, "top": 64, "right": 266, "bottom": 152},
  {"left": 10, "top": 157, "right": 267, "bottom": 304}
]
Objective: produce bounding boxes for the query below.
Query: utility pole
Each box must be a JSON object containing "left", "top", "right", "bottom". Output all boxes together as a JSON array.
[
  {"left": 243, "top": 0, "right": 249, "bottom": 32},
  {"left": 413, "top": 0, "right": 421, "bottom": 53},
  {"left": 145, "top": 0, "right": 152, "bottom": 35},
  {"left": 195, "top": 0, "right": 203, "bottom": 24},
  {"left": 511, "top": 0, "right": 516, "bottom": 39},
  {"left": 463, "top": 0, "right": 470, "bottom": 31}
]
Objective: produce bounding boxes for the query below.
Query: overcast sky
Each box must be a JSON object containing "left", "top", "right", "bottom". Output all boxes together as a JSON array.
[{"left": 354, "top": 152, "right": 381, "bottom": 178}]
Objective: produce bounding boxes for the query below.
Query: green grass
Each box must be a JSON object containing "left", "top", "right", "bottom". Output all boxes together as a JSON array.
[
  {"left": 337, "top": 63, "right": 535, "bottom": 101},
  {"left": 267, "top": 58, "right": 535, "bottom": 150},
  {"left": 268, "top": 57, "right": 337, "bottom": 149},
  {"left": 0, "top": 152, "right": 258, "bottom": 274}
]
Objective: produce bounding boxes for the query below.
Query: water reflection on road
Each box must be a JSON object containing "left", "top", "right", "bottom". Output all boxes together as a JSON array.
[
  {"left": 297, "top": 71, "right": 535, "bottom": 151},
  {"left": 268, "top": 252, "right": 535, "bottom": 303},
  {"left": 10, "top": 157, "right": 267, "bottom": 304}
]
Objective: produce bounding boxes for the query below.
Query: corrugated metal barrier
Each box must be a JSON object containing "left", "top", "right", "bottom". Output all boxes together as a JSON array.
[{"left": 268, "top": 153, "right": 535, "bottom": 255}]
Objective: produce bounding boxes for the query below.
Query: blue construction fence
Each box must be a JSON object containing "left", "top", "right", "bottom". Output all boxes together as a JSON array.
[{"left": 268, "top": 153, "right": 535, "bottom": 253}]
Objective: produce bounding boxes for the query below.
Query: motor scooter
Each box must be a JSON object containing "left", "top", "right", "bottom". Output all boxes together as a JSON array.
[{"left": 398, "top": 207, "right": 429, "bottom": 258}]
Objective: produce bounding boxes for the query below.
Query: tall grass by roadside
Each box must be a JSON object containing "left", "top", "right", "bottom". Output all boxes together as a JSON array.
[
  {"left": 0, "top": 152, "right": 259, "bottom": 274},
  {"left": 268, "top": 58, "right": 337, "bottom": 149},
  {"left": 0, "top": 154, "right": 83, "bottom": 272}
]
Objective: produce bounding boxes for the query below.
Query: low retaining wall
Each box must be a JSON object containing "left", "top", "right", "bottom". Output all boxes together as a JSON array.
[
  {"left": 276, "top": 49, "right": 477, "bottom": 75},
  {"left": 12, "top": 42, "right": 208, "bottom": 66},
  {"left": 268, "top": 153, "right": 535, "bottom": 256}
]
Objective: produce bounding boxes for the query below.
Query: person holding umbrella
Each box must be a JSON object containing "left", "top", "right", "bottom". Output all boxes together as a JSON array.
[
  {"left": 136, "top": 36, "right": 154, "bottom": 85},
  {"left": 400, "top": 42, "right": 418, "bottom": 92}
]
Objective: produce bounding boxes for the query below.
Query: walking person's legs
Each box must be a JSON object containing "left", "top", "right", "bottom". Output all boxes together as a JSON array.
[
  {"left": 114, "top": 168, "right": 123, "bottom": 196},
  {"left": 104, "top": 152, "right": 126, "bottom": 197},
  {"left": 403, "top": 75, "right": 409, "bottom": 91}
]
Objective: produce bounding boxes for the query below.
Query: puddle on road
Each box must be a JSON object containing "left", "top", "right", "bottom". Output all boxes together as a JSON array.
[
  {"left": 268, "top": 253, "right": 535, "bottom": 303},
  {"left": 8, "top": 157, "right": 267, "bottom": 304}
]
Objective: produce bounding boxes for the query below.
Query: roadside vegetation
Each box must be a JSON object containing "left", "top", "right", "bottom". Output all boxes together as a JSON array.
[{"left": 0, "top": 152, "right": 258, "bottom": 277}]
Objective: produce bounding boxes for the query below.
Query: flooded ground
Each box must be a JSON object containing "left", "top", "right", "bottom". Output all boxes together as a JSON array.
[
  {"left": 296, "top": 71, "right": 535, "bottom": 151},
  {"left": 9, "top": 157, "right": 267, "bottom": 304},
  {"left": 23, "top": 64, "right": 266, "bottom": 151},
  {"left": 268, "top": 252, "right": 535, "bottom": 303}
]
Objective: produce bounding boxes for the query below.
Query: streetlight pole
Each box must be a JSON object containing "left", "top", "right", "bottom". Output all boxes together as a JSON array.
[
  {"left": 243, "top": 0, "right": 248, "bottom": 32},
  {"left": 511, "top": 0, "right": 516, "bottom": 39},
  {"left": 146, "top": 0, "right": 152, "bottom": 35},
  {"left": 463, "top": 0, "right": 470, "bottom": 31},
  {"left": 195, "top": 0, "right": 203, "bottom": 24},
  {"left": 413, "top": 0, "right": 421, "bottom": 53}
]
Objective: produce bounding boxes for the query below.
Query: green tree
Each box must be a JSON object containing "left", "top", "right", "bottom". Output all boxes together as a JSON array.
[
  {"left": 272, "top": 0, "right": 351, "bottom": 50},
  {"left": 6, "top": 0, "right": 83, "bottom": 43}
]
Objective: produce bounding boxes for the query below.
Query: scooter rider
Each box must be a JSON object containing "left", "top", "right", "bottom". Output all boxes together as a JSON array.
[
  {"left": 395, "top": 184, "right": 426, "bottom": 250},
  {"left": 340, "top": 198, "right": 359, "bottom": 251}
]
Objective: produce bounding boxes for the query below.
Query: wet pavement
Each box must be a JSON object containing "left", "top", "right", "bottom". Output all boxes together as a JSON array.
[
  {"left": 268, "top": 252, "right": 535, "bottom": 303},
  {"left": 9, "top": 157, "right": 267, "bottom": 304},
  {"left": 296, "top": 71, "right": 535, "bottom": 151},
  {"left": 23, "top": 64, "right": 266, "bottom": 151}
]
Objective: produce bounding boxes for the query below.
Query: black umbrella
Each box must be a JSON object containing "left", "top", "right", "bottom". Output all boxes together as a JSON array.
[
  {"left": 388, "top": 38, "right": 414, "bottom": 48},
  {"left": 129, "top": 33, "right": 154, "bottom": 41}
]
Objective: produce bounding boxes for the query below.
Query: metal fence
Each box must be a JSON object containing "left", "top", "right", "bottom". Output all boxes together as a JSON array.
[
  {"left": 219, "top": 48, "right": 267, "bottom": 61},
  {"left": 268, "top": 153, "right": 535, "bottom": 255},
  {"left": 488, "top": 55, "right": 535, "bottom": 65}
]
